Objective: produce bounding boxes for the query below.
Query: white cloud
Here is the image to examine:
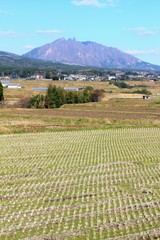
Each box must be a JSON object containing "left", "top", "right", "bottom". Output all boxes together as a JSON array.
[
  {"left": 71, "top": 0, "right": 118, "bottom": 8},
  {"left": 37, "top": 29, "right": 62, "bottom": 35},
  {"left": 24, "top": 45, "right": 35, "bottom": 50},
  {"left": 128, "top": 27, "right": 156, "bottom": 36},
  {"left": 126, "top": 49, "right": 160, "bottom": 55},
  {"left": 0, "top": 31, "right": 31, "bottom": 37},
  {"left": 0, "top": 31, "right": 18, "bottom": 37}
]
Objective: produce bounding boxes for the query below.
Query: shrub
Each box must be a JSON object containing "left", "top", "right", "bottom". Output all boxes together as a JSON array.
[
  {"left": 29, "top": 94, "right": 46, "bottom": 108},
  {"left": 133, "top": 89, "right": 152, "bottom": 95},
  {"left": 110, "top": 81, "right": 131, "bottom": 89},
  {"left": 17, "top": 98, "right": 30, "bottom": 108},
  {"left": 91, "top": 89, "right": 104, "bottom": 102},
  {"left": 155, "top": 100, "right": 160, "bottom": 104}
]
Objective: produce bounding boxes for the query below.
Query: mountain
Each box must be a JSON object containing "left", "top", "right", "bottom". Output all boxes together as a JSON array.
[
  {"left": 0, "top": 51, "right": 61, "bottom": 69},
  {"left": 23, "top": 38, "right": 160, "bottom": 71},
  {"left": 0, "top": 51, "right": 21, "bottom": 65},
  {"left": 0, "top": 50, "right": 96, "bottom": 71}
]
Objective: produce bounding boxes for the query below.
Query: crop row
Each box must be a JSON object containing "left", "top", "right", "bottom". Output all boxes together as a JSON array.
[{"left": 0, "top": 128, "right": 160, "bottom": 239}]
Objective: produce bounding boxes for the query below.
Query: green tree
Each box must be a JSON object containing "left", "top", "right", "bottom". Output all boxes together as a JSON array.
[
  {"left": 28, "top": 85, "right": 104, "bottom": 109},
  {"left": 73, "top": 93, "right": 79, "bottom": 104},
  {"left": 82, "top": 88, "right": 92, "bottom": 103},
  {"left": 45, "top": 72, "right": 51, "bottom": 79},
  {"left": 45, "top": 85, "right": 63, "bottom": 108},
  {"left": 52, "top": 75, "right": 59, "bottom": 81},
  {"left": 66, "top": 91, "right": 75, "bottom": 104},
  {"left": 0, "top": 82, "right": 4, "bottom": 102}
]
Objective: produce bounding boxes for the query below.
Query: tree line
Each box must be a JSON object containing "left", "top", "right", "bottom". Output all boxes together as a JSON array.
[
  {"left": 28, "top": 85, "right": 104, "bottom": 109},
  {"left": 0, "top": 66, "right": 106, "bottom": 79}
]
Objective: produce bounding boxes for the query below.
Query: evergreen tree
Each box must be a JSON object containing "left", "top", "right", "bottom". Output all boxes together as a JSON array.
[
  {"left": 0, "top": 82, "right": 4, "bottom": 102},
  {"left": 45, "top": 85, "right": 57, "bottom": 108},
  {"left": 82, "top": 88, "right": 92, "bottom": 103},
  {"left": 73, "top": 93, "right": 79, "bottom": 103},
  {"left": 45, "top": 85, "right": 63, "bottom": 108}
]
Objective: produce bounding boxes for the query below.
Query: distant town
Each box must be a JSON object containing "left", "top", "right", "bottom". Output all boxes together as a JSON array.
[{"left": 0, "top": 69, "right": 160, "bottom": 89}]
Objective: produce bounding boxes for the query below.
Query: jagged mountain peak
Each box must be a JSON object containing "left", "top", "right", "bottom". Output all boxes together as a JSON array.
[{"left": 23, "top": 38, "right": 160, "bottom": 70}]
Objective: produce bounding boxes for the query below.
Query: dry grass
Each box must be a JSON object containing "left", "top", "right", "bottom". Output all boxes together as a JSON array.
[
  {"left": 102, "top": 93, "right": 143, "bottom": 101},
  {"left": 1, "top": 79, "right": 160, "bottom": 134},
  {"left": 3, "top": 79, "right": 160, "bottom": 103},
  {"left": 0, "top": 98, "right": 160, "bottom": 134}
]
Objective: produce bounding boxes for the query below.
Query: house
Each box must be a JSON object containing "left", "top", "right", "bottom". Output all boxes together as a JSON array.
[
  {"left": 64, "top": 74, "right": 87, "bottom": 81},
  {"left": 32, "top": 74, "right": 44, "bottom": 79},
  {"left": 26, "top": 74, "right": 44, "bottom": 80},
  {"left": 108, "top": 76, "right": 116, "bottom": 80}
]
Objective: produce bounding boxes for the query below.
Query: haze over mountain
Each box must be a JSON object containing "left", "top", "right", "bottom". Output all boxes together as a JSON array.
[{"left": 23, "top": 38, "right": 160, "bottom": 71}]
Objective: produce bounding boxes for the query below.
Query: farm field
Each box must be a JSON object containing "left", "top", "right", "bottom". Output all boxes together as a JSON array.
[
  {"left": 0, "top": 98, "right": 160, "bottom": 134},
  {"left": 0, "top": 128, "right": 160, "bottom": 239},
  {"left": 3, "top": 79, "right": 160, "bottom": 104},
  {"left": 1, "top": 79, "right": 160, "bottom": 134}
]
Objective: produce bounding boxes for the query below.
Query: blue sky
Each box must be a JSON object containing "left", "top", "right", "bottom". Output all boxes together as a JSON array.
[{"left": 0, "top": 0, "right": 160, "bottom": 65}]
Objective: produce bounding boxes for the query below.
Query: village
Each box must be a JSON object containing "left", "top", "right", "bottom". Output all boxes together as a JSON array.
[{"left": 0, "top": 69, "right": 160, "bottom": 89}]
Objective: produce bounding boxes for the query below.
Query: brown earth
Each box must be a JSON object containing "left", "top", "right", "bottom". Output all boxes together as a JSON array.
[{"left": 2, "top": 98, "right": 160, "bottom": 120}]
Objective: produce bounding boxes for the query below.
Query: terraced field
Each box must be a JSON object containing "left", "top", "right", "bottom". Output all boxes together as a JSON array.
[{"left": 0, "top": 128, "right": 160, "bottom": 239}]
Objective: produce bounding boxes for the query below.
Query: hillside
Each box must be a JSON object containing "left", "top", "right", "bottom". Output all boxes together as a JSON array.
[
  {"left": 0, "top": 51, "right": 57, "bottom": 69},
  {"left": 0, "top": 51, "right": 101, "bottom": 72},
  {"left": 23, "top": 38, "right": 160, "bottom": 71}
]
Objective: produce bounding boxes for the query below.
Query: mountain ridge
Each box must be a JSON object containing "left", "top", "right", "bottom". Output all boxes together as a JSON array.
[
  {"left": 0, "top": 50, "right": 98, "bottom": 71},
  {"left": 0, "top": 51, "right": 57, "bottom": 69},
  {"left": 23, "top": 38, "right": 160, "bottom": 71}
]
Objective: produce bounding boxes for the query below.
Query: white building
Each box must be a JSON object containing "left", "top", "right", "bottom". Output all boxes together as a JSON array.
[
  {"left": 7, "top": 84, "right": 21, "bottom": 89},
  {"left": 108, "top": 76, "right": 116, "bottom": 80}
]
